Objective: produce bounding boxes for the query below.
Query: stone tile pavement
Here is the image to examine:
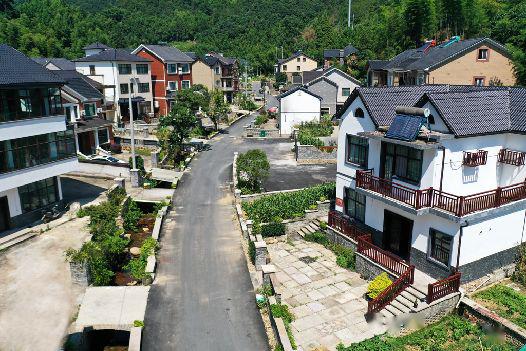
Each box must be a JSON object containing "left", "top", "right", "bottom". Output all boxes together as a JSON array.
[{"left": 268, "top": 239, "right": 388, "bottom": 351}]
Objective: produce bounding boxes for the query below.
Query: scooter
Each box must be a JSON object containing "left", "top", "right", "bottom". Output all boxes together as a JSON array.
[{"left": 41, "top": 203, "right": 69, "bottom": 224}]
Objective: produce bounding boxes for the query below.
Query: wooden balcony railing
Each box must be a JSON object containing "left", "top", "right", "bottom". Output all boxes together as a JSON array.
[
  {"left": 498, "top": 149, "right": 526, "bottom": 166},
  {"left": 463, "top": 150, "right": 488, "bottom": 167},
  {"left": 357, "top": 235, "right": 411, "bottom": 277},
  {"left": 327, "top": 210, "right": 369, "bottom": 241},
  {"left": 427, "top": 272, "right": 461, "bottom": 304},
  {"left": 356, "top": 171, "right": 526, "bottom": 217}
]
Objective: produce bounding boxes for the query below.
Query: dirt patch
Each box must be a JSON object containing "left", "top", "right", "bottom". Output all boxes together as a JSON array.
[{"left": 114, "top": 272, "right": 136, "bottom": 286}]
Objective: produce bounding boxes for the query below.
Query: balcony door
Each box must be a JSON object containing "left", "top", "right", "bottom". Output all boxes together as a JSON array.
[
  {"left": 0, "top": 196, "right": 10, "bottom": 232},
  {"left": 382, "top": 210, "right": 413, "bottom": 261}
]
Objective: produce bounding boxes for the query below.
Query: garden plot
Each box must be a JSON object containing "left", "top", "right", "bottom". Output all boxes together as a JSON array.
[{"left": 268, "top": 238, "right": 387, "bottom": 351}]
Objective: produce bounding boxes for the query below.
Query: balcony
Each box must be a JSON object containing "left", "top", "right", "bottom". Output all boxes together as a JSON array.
[
  {"left": 498, "top": 148, "right": 525, "bottom": 166},
  {"left": 356, "top": 170, "right": 526, "bottom": 217}
]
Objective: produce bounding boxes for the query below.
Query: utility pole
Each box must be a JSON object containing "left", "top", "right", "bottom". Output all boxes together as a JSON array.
[
  {"left": 244, "top": 61, "right": 248, "bottom": 96},
  {"left": 281, "top": 46, "right": 284, "bottom": 60},
  {"left": 348, "top": 0, "right": 352, "bottom": 29}
]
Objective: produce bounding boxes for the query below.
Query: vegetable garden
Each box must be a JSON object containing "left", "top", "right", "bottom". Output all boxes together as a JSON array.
[{"left": 473, "top": 283, "right": 526, "bottom": 330}]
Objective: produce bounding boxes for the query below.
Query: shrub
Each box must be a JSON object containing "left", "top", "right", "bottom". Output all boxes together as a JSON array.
[
  {"left": 261, "top": 222, "right": 286, "bottom": 237},
  {"left": 124, "top": 237, "right": 159, "bottom": 280},
  {"left": 334, "top": 244, "right": 355, "bottom": 269},
  {"left": 66, "top": 241, "right": 115, "bottom": 286},
  {"left": 319, "top": 221, "right": 327, "bottom": 230},
  {"left": 123, "top": 200, "right": 142, "bottom": 232},
  {"left": 513, "top": 243, "right": 526, "bottom": 286},
  {"left": 254, "top": 113, "right": 269, "bottom": 126},
  {"left": 133, "top": 320, "right": 144, "bottom": 327},
  {"left": 242, "top": 183, "right": 335, "bottom": 222},
  {"left": 304, "top": 231, "right": 329, "bottom": 246},
  {"left": 236, "top": 149, "right": 270, "bottom": 194},
  {"left": 129, "top": 155, "right": 146, "bottom": 177},
  {"left": 271, "top": 304, "right": 296, "bottom": 349},
  {"left": 367, "top": 272, "right": 393, "bottom": 299},
  {"left": 108, "top": 186, "right": 126, "bottom": 205}
]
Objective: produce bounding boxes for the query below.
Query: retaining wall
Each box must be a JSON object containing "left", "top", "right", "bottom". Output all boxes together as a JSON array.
[{"left": 296, "top": 144, "right": 337, "bottom": 164}]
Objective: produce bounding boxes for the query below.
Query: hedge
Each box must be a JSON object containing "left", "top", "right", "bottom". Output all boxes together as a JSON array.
[{"left": 261, "top": 222, "right": 286, "bottom": 237}]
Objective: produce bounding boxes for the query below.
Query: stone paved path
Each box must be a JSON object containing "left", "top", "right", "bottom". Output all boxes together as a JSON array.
[{"left": 268, "top": 238, "right": 388, "bottom": 351}]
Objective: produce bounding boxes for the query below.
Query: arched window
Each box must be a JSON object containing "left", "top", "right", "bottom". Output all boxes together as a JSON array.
[
  {"left": 428, "top": 114, "right": 435, "bottom": 124},
  {"left": 354, "top": 108, "right": 364, "bottom": 118}
]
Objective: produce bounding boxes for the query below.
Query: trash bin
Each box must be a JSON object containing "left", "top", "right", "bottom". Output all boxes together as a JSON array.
[{"left": 259, "top": 130, "right": 267, "bottom": 138}]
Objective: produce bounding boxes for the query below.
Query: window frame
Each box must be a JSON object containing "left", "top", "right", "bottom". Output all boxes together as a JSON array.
[
  {"left": 342, "top": 88, "right": 351, "bottom": 97},
  {"left": 180, "top": 63, "right": 190, "bottom": 74},
  {"left": 181, "top": 80, "right": 191, "bottom": 89},
  {"left": 344, "top": 187, "right": 366, "bottom": 223},
  {"left": 89, "top": 65, "right": 96, "bottom": 75},
  {"left": 354, "top": 108, "right": 365, "bottom": 118},
  {"left": 296, "top": 66, "right": 301, "bottom": 71},
  {"left": 97, "top": 128, "right": 110, "bottom": 144},
  {"left": 18, "top": 177, "right": 58, "bottom": 214},
  {"left": 428, "top": 228, "right": 453, "bottom": 268},
  {"left": 474, "top": 77, "right": 485, "bottom": 86},
  {"left": 120, "top": 84, "right": 129, "bottom": 95},
  {"left": 138, "top": 83, "right": 150, "bottom": 93},
  {"left": 282, "top": 65, "right": 287, "bottom": 72},
  {"left": 381, "top": 142, "right": 423, "bottom": 185},
  {"left": 84, "top": 103, "right": 97, "bottom": 117},
  {"left": 477, "top": 48, "right": 489, "bottom": 61},
  {"left": 167, "top": 63, "right": 178, "bottom": 74},
  {"left": 168, "top": 81, "right": 178, "bottom": 91},
  {"left": 346, "top": 134, "right": 369, "bottom": 168},
  {"left": 136, "top": 64, "right": 149, "bottom": 75},
  {"left": 118, "top": 63, "right": 132, "bottom": 75}
]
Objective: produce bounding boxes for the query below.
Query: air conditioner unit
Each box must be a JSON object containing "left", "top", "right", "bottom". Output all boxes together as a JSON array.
[
  {"left": 97, "top": 108, "right": 103, "bottom": 113},
  {"left": 178, "top": 67, "right": 183, "bottom": 75}
]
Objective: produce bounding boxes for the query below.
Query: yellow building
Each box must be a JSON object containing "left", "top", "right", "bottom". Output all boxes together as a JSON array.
[{"left": 275, "top": 51, "right": 318, "bottom": 84}]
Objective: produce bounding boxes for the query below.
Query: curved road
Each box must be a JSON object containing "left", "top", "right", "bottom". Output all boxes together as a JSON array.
[{"left": 142, "top": 112, "right": 269, "bottom": 350}]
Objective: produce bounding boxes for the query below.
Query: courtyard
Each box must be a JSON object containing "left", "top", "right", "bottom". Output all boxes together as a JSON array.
[{"left": 268, "top": 237, "right": 387, "bottom": 351}]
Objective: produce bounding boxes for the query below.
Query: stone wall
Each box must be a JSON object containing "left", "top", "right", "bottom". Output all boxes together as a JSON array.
[
  {"left": 355, "top": 253, "right": 399, "bottom": 282},
  {"left": 244, "top": 127, "right": 282, "bottom": 138},
  {"left": 70, "top": 262, "right": 91, "bottom": 287},
  {"left": 296, "top": 144, "right": 337, "bottom": 164}
]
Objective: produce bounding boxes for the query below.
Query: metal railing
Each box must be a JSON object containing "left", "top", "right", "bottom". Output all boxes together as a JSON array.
[
  {"left": 367, "top": 264, "right": 415, "bottom": 316},
  {"left": 427, "top": 272, "right": 461, "bottom": 304}
]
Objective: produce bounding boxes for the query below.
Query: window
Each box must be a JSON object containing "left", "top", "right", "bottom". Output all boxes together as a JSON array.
[
  {"left": 18, "top": 177, "right": 58, "bottom": 213},
  {"left": 342, "top": 88, "right": 351, "bottom": 97},
  {"left": 118, "top": 64, "right": 132, "bottom": 75},
  {"left": 346, "top": 135, "right": 368, "bottom": 167},
  {"left": 138, "top": 83, "right": 150, "bottom": 93},
  {"left": 168, "top": 81, "right": 178, "bottom": 91},
  {"left": 474, "top": 77, "right": 485, "bottom": 86},
  {"left": 382, "top": 143, "right": 423, "bottom": 184},
  {"left": 181, "top": 80, "right": 191, "bottom": 89},
  {"left": 139, "top": 101, "right": 152, "bottom": 114},
  {"left": 297, "top": 57, "right": 300, "bottom": 62},
  {"left": 344, "top": 187, "right": 366, "bottom": 223},
  {"left": 136, "top": 64, "right": 149, "bottom": 75},
  {"left": 0, "top": 130, "right": 76, "bottom": 174},
  {"left": 167, "top": 63, "right": 178, "bottom": 74},
  {"left": 296, "top": 66, "right": 301, "bottom": 71},
  {"left": 0, "top": 88, "right": 64, "bottom": 122},
  {"left": 282, "top": 65, "right": 287, "bottom": 72},
  {"left": 354, "top": 108, "right": 364, "bottom": 118},
  {"left": 84, "top": 103, "right": 96, "bottom": 117},
  {"left": 321, "top": 107, "right": 330, "bottom": 115},
  {"left": 89, "top": 65, "right": 96, "bottom": 75},
  {"left": 303, "top": 57, "right": 306, "bottom": 62},
  {"left": 429, "top": 229, "right": 452, "bottom": 266},
  {"left": 215, "top": 66, "right": 221, "bottom": 75},
  {"left": 478, "top": 48, "right": 489, "bottom": 61},
  {"left": 98, "top": 128, "right": 109, "bottom": 144},
  {"left": 120, "top": 84, "right": 129, "bottom": 94},
  {"left": 180, "top": 63, "right": 190, "bottom": 74}
]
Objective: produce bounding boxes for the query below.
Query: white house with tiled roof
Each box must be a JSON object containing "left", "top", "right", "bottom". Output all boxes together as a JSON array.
[{"left": 331, "top": 85, "right": 526, "bottom": 286}]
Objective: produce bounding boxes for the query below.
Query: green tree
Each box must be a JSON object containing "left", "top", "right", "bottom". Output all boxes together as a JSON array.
[
  {"left": 0, "top": 0, "right": 16, "bottom": 18},
  {"left": 159, "top": 104, "right": 197, "bottom": 161},
  {"left": 174, "top": 84, "right": 210, "bottom": 113},
  {"left": 236, "top": 149, "right": 270, "bottom": 194},
  {"left": 209, "top": 89, "right": 229, "bottom": 130},
  {"left": 404, "top": 0, "right": 437, "bottom": 45}
]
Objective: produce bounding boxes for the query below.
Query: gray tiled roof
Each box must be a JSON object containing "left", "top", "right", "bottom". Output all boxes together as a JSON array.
[
  {"left": 52, "top": 70, "right": 104, "bottom": 100},
  {"left": 277, "top": 51, "right": 316, "bottom": 65},
  {"left": 373, "top": 38, "right": 509, "bottom": 71},
  {"left": 420, "top": 88, "right": 526, "bottom": 136},
  {"left": 202, "top": 55, "right": 220, "bottom": 67},
  {"left": 75, "top": 49, "right": 151, "bottom": 63},
  {"left": 302, "top": 70, "right": 325, "bottom": 84},
  {"left": 277, "top": 86, "right": 323, "bottom": 101},
  {"left": 134, "top": 44, "right": 193, "bottom": 63},
  {"left": 337, "top": 85, "right": 450, "bottom": 125},
  {"left": 0, "top": 44, "right": 65, "bottom": 86},
  {"left": 32, "top": 57, "right": 76, "bottom": 70},
  {"left": 324, "top": 45, "right": 359, "bottom": 59},
  {"left": 207, "top": 52, "right": 237, "bottom": 66},
  {"left": 83, "top": 43, "right": 111, "bottom": 50},
  {"left": 185, "top": 52, "right": 198, "bottom": 61}
]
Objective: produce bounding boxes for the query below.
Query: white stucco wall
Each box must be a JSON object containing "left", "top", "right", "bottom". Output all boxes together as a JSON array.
[
  {"left": 325, "top": 70, "right": 360, "bottom": 104},
  {"left": 0, "top": 116, "right": 67, "bottom": 141},
  {"left": 279, "top": 90, "right": 321, "bottom": 135}
]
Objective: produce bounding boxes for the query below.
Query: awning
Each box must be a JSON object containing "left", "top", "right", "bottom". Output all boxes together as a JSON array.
[{"left": 118, "top": 97, "right": 145, "bottom": 104}]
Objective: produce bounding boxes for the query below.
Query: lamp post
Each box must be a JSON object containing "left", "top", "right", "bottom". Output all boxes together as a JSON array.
[{"left": 129, "top": 77, "right": 140, "bottom": 187}]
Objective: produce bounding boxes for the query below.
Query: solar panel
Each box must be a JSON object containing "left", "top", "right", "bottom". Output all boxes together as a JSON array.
[{"left": 385, "top": 114, "right": 424, "bottom": 142}]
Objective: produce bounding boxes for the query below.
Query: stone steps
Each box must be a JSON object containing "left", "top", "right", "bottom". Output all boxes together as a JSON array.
[{"left": 0, "top": 230, "right": 38, "bottom": 250}]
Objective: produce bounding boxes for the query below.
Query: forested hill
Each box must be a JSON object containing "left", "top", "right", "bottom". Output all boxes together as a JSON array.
[{"left": 1, "top": 0, "right": 526, "bottom": 83}]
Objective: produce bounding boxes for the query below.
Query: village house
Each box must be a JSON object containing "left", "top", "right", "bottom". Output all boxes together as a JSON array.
[
  {"left": 75, "top": 44, "right": 154, "bottom": 124},
  {"left": 0, "top": 44, "right": 78, "bottom": 232},
  {"left": 277, "top": 86, "right": 322, "bottom": 135},
  {"left": 323, "top": 44, "right": 359, "bottom": 68},
  {"left": 304, "top": 67, "right": 361, "bottom": 115},
  {"left": 367, "top": 37, "right": 516, "bottom": 87},
  {"left": 332, "top": 84, "right": 526, "bottom": 286},
  {"left": 191, "top": 52, "right": 240, "bottom": 103},
  {"left": 274, "top": 51, "right": 318, "bottom": 84},
  {"left": 132, "top": 44, "right": 194, "bottom": 116}
]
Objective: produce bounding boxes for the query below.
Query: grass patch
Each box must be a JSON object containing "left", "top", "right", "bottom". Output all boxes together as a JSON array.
[
  {"left": 337, "top": 314, "right": 516, "bottom": 351},
  {"left": 473, "top": 283, "right": 526, "bottom": 329},
  {"left": 304, "top": 231, "right": 355, "bottom": 270},
  {"left": 270, "top": 303, "right": 297, "bottom": 350}
]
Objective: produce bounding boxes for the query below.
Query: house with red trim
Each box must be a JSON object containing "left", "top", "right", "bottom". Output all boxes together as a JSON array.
[{"left": 132, "top": 44, "right": 194, "bottom": 116}]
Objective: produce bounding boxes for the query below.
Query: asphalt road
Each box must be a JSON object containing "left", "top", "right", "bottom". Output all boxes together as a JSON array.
[{"left": 141, "top": 114, "right": 269, "bottom": 351}]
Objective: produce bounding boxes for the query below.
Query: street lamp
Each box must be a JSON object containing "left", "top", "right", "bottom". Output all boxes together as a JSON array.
[{"left": 129, "top": 77, "right": 138, "bottom": 174}]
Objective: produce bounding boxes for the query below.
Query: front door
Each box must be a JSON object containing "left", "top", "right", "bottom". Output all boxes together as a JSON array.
[
  {"left": 0, "top": 196, "right": 11, "bottom": 232},
  {"left": 382, "top": 210, "right": 413, "bottom": 260}
]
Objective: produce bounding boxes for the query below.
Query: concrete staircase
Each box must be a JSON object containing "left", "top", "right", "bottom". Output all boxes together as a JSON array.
[
  {"left": 380, "top": 285, "right": 428, "bottom": 321},
  {"left": 296, "top": 219, "right": 323, "bottom": 238}
]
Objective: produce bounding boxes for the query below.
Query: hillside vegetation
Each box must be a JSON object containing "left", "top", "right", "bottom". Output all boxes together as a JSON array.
[{"left": 1, "top": 0, "right": 525, "bottom": 83}]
